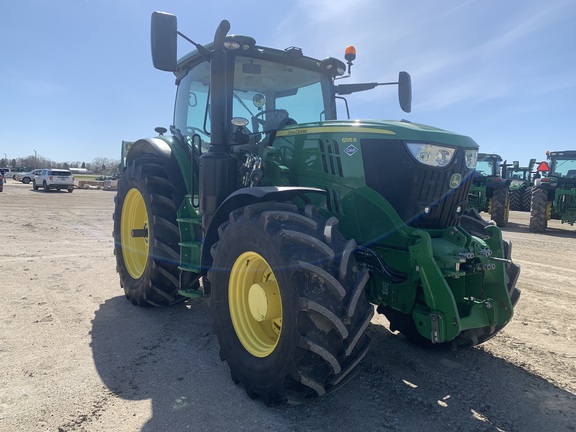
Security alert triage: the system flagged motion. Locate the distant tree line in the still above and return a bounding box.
[0,154,120,175]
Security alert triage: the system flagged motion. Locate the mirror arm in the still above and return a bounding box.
[177,31,212,62]
[335,81,401,95]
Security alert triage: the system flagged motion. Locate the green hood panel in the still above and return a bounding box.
[277,119,479,149]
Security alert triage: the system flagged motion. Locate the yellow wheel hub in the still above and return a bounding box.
[229,252,282,358]
[121,188,150,279]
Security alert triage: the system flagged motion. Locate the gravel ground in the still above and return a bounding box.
[1,179,575,432]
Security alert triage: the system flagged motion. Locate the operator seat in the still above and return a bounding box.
[260,117,297,148]
[566,169,576,179]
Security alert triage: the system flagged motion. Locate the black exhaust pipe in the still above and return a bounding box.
[199,20,237,231]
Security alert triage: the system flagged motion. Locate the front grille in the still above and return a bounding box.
[362,139,472,229]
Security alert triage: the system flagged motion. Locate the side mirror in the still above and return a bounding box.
[513,160,519,170]
[151,12,178,72]
[398,71,412,113]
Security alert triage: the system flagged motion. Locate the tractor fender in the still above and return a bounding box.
[488,180,511,192]
[125,137,188,206]
[201,186,326,278]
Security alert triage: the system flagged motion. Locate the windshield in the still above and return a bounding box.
[508,169,528,181]
[551,156,576,178]
[174,55,333,146]
[231,56,332,127]
[475,159,498,176]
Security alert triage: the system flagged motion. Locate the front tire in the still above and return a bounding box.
[529,187,548,232]
[113,155,182,306]
[209,202,373,405]
[33,180,39,190]
[22,177,31,184]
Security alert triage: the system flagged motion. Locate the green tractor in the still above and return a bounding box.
[529,150,576,232]
[113,12,520,405]
[468,153,511,226]
[507,159,536,212]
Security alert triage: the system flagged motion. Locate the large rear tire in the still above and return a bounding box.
[489,187,509,227]
[529,187,548,232]
[521,186,532,212]
[113,155,182,306]
[209,202,373,405]
[509,189,521,211]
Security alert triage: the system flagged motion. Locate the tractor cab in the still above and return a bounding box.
[172,46,338,152]
[505,159,536,212]
[468,153,511,226]
[530,150,576,231]
[473,153,502,179]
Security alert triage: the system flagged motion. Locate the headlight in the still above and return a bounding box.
[465,149,478,169]
[406,143,455,167]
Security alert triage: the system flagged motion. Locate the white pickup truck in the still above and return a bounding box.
[1,167,26,180]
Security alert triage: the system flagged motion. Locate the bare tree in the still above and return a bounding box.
[6,154,119,174]
[87,157,119,174]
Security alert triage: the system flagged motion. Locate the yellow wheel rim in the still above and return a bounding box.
[229,252,282,358]
[121,188,150,279]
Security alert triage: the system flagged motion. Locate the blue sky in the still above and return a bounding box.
[1,0,574,165]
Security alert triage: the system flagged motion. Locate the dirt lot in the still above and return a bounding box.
[1,179,575,432]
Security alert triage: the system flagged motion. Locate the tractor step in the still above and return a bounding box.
[178,286,204,299]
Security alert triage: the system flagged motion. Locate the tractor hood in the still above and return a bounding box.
[277,119,479,149]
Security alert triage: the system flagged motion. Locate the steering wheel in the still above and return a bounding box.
[252,109,289,132]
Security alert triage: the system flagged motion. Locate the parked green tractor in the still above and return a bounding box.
[507,159,536,212]
[468,153,511,226]
[113,12,520,405]
[529,150,576,232]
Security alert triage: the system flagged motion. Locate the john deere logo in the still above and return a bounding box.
[449,173,462,189]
